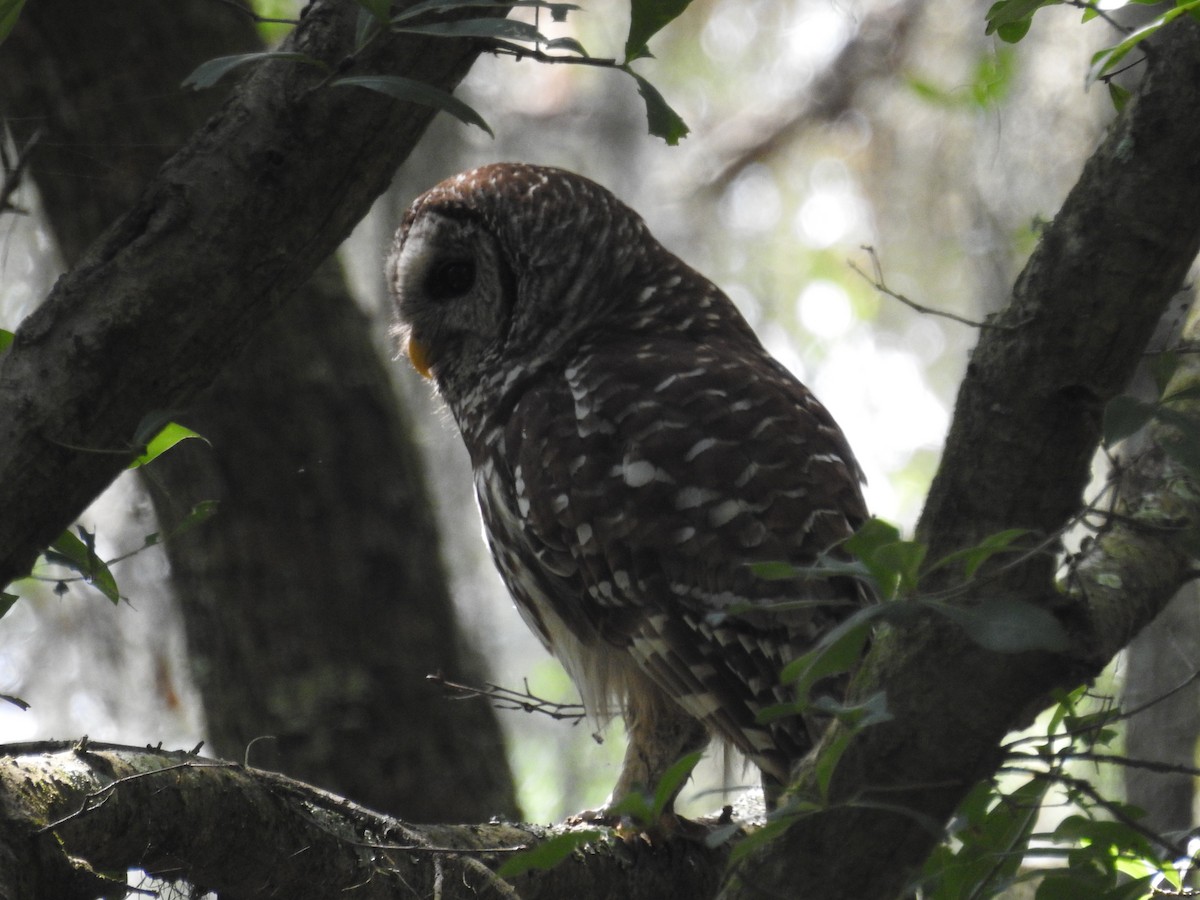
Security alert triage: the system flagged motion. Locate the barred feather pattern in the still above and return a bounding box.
[389,163,870,801]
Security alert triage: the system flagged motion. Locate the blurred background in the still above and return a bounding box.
[3,0,1186,838]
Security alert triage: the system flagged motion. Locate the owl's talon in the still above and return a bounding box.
[566,806,707,844]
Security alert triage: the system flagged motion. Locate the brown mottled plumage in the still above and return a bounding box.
[388,163,869,814]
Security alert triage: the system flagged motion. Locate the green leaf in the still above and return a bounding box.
[182,52,330,90]
[813,726,855,799]
[727,814,801,864]
[984,0,1051,37]
[625,0,693,61]
[871,540,926,596]
[625,70,689,145]
[1161,383,1200,405]
[929,528,1030,580]
[810,691,891,729]
[995,19,1032,43]
[748,560,799,581]
[1107,81,1130,112]
[144,500,219,548]
[131,410,177,449]
[969,48,1015,107]
[0,591,17,620]
[0,0,26,45]
[748,556,873,585]
[544,35,588,56]
[333,75,494,136]
[1156,405,1200,470]
[809,692,892,797]
[844,517,926,598]
[777,604,888,698]
[1086,4,1200,88]
[1102,394,1157,447]
[496,830,603,877]
[0,328,14,355]
[392,16,548,42]
[1053,815,1157,859]
[128,421,209,470]
[925,777,1048,899]
[44,528,120,604]
[1162,430,1200,475]
[651,750,702,818]
[931,597,1070,653]
[905,76,955,107]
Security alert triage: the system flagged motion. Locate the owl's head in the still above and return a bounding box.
[387,163,707,405]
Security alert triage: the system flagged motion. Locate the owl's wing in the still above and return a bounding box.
[507,334,870,772]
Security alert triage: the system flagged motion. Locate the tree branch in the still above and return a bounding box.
[0,0,496,590]
[0,742,727,900]
[720,17,1200,900]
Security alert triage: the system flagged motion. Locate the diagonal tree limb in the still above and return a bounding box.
[0,0,500,590]
[720,17,1200,900]
[0,741,727,900]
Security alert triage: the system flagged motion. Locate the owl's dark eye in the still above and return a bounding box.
[426,259,476,300]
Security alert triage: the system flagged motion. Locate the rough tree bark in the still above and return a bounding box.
[0,742,726,900]
[0,0,493,589]
[0,0,516,822]
[1122,586,1200,837]
[719,18,1200,900]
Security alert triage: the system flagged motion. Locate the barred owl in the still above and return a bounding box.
[388,163,870,819]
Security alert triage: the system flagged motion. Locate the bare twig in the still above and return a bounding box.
[427,673,587,723]
[1060,0,1133,35]
[490,39,619,69]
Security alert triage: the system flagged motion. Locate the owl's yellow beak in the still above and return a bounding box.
[406,335,434,380]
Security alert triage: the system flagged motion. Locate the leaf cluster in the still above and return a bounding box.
[183,0,696,144]
[985,0,1200,109]
[921,687,1185,899]
[1103,351,1200,475]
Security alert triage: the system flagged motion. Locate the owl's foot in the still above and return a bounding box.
[565,805,708,842]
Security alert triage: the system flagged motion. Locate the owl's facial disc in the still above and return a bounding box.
[391,210,513,386]
[404,255,476,379]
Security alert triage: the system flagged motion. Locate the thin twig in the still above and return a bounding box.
[1012,765,1192,861]
[850,247,995,329]
[1060,0,1133,35]
[427,673,587,723]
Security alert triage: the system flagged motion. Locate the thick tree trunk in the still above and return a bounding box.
[0,0,517,821]
[719,18,1200,900]
[1122,586,1200,837]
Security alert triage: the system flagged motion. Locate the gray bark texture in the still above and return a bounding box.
[0,0,486,590]
[0,0,517,822]
[0,741,727,900]
[1122,586,1200,837]
[719,17,1200,899]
